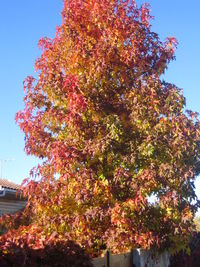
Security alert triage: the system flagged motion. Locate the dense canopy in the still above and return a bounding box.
[1,0,200,261]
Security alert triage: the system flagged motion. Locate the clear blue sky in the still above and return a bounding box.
[0,1,200,197]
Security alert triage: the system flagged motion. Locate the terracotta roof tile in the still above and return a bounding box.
[0,179,20,190]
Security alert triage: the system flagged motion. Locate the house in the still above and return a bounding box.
[0,179,26,216]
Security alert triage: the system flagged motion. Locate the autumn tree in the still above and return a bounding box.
[1,0,200,259]
[194,216,200,232]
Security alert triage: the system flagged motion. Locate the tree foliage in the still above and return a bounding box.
[194,216,200,232]
[0,226,93,267]
[1,0,200,259]
[169,232,200,267]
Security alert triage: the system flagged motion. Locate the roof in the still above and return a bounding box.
[0,179,20,190]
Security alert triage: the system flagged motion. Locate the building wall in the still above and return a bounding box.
[0,198,26,216]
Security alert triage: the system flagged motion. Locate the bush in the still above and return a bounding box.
[0,226,93,267]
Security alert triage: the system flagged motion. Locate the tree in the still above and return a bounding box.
[1,0,200,258]
[194,216,200,232]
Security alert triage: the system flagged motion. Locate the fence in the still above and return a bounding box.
[92,250,132,267]
[92,249,170,267]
